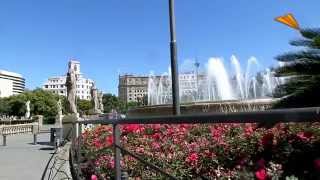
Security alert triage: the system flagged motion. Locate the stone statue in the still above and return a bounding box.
[25,101,30,119]
[56,99,63,126]
[66,62,78,114]
[57,99,63,116]
[91,84,101,114]
[98,91,104,113]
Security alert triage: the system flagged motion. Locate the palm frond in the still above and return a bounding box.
[273,78,320,108]
[275,49,320,62]
[300,28,320,39]
[290,39,313,47]
[275,60,320,76]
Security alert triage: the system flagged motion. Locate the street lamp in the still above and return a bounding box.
[194,59,200,100]
[169,0,181,115]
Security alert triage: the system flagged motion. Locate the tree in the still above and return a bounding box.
[102,93,137,114]
[0,98,10,115]
[0,89,62,123]
[77,99,93,115]
[102,93,120,113]
[127,101,138,109]
[273,28,320,108]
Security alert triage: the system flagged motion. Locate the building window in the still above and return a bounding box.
[45,85,48,88]
[60,85,63,88]
[60,91,63,94]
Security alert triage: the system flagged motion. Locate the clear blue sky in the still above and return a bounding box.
[0,0,319,95]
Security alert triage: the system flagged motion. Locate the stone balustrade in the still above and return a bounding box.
[0,123,39,146]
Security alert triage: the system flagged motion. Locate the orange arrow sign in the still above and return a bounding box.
[275,13,300,30]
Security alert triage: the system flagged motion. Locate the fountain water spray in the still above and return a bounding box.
[147,55,280,105]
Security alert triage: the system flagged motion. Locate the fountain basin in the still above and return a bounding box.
[127,98,276,117]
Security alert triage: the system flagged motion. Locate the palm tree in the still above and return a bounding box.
[273,28,320,108]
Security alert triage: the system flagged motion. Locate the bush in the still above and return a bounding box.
[43,116,56,124]
[79,123,320,179]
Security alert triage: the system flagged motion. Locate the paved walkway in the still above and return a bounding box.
[0,126,54,180]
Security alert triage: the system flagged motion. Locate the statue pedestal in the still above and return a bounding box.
[55,115,64,128]
[62,114,79,140]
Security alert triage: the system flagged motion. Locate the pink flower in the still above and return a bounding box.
[105,135,113,146]
[186,152,199,166]
[91,174,98,180]
[314,158,320,171]
[109,159,115,168]
[93,138,102,149]
[122,124,141,133]
[152,133,161,140]
[297,131,313,141]
[136,147,145,154]
[151,142,161,150]
[255,168,267,180]
[244,124,254,136]
[151,124,161,131]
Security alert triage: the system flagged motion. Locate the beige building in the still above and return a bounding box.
[118,73,207,105]
[43,60,95,100]
[118,75,149,104]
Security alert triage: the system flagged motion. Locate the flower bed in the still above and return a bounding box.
[80,123,320,179]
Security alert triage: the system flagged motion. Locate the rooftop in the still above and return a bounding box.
[0,70,23,78]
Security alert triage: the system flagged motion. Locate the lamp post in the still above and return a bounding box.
[169,0,180,115]
[194,59,200,101]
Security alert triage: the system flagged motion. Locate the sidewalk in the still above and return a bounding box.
[0,126,54,180]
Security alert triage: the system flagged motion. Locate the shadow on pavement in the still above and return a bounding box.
[39,147,55,151]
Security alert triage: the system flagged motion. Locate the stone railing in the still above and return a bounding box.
[0,123,39,146]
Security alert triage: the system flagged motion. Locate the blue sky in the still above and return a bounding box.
[0,0,319,95]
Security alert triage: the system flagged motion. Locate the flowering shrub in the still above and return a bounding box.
[79,123,320,179]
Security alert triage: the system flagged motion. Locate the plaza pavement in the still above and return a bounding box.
[0,125,54,180]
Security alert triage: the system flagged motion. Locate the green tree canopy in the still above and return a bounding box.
[273,28,320,108]
[77,99,93,115]
[0,89,62,123]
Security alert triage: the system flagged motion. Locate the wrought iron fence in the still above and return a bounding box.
[71,107,320,180]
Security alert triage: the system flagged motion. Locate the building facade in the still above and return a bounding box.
[0,70,25,97]
[118,73,207,104]
[118,75,149,104]
[43,60,95,100]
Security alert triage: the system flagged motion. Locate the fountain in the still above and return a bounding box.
[128,55,281,117]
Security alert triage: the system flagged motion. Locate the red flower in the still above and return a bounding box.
[297,131,313,141]
[105,135,113,146]
[261,133,274,148]
[314,158,320,171]
[255,168,267,180]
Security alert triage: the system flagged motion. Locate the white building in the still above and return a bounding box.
[43,60,95,100]
[0,70,25,97]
